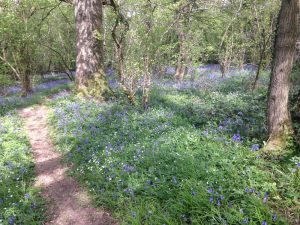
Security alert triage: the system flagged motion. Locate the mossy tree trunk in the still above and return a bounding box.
[266,0,299,153]
[75,0,110,99]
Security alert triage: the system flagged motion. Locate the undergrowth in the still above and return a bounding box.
[0,114,44,225]
[48,75,300,225]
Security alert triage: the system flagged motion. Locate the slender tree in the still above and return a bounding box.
[75,0,111,99]
[174,2,191,82]
[265,0,299,153]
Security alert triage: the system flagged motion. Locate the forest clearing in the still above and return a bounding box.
[0,0,300,225]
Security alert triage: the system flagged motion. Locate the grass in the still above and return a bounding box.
[0,113,44,225]
[47,74,300,225]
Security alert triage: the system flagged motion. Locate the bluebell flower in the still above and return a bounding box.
[31,202,37,209]
[263,192,268,203]
[232,134,241,142]
[203,130,209,136]
[273,213,277,221]
[172,176,178,184]
[242,218,249,224]
[147,180,154,186]
[131,211,137,219]
[262,221,267,225]
[209,196,214,203]
[251,144,260,151]
[297,162,300,168]
[217,199,221,206]
[19,167,27,174]
[191,191,197,196]
[220,195,225,200]
[245,187,249,193]
[207,188,214,194]
[123,164,135,173]
[8,216,15,225]
[24,193,30,199]
[0,198,3,204]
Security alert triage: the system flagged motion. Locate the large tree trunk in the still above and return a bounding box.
[75,0,110,99]
[266,0,299,153]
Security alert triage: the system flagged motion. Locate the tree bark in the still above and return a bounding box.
[75,0,110,99]
[174,2,190,83]
[21,69,32,97]
[252,46,265,90]
[266,0,299,153]
[174,31,187,82]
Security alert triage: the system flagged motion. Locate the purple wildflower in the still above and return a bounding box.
[8,216,15,225]
[251,144,260,151]
[262,221,267,225]
[123,164,135,173]
[131,211,137,219]
[242,218,249,224]
[24,193,30,199]
[232,134,241,142]
[207,188,214,194]
[263,192,268,203]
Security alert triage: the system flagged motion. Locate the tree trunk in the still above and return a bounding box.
[143,54,151,110]
[21,69,32,97]
[220,61,229,78]
[75,0,110,99]
[252,48,265,90]
[174,32,188,82]
[266,0,299,153]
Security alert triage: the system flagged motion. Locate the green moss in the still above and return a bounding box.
[76,69,112,101]
[263,127,295,158]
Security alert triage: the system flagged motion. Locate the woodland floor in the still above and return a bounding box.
[18,105,117,225]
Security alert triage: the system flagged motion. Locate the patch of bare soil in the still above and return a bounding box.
[19,106,117,225]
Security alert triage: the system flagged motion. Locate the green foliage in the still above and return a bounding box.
[0,83,73,116]
[0,114,44,225]
[48,76,299,224]
[0,0,75,84]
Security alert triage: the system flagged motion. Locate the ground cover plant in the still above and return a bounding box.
[48,72,300,225]
[0,114,44,225]
[1,0,300,224]
[0,81,73,224]
[0,82,73,116]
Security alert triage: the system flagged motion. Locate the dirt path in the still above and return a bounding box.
[19,106,117,225]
